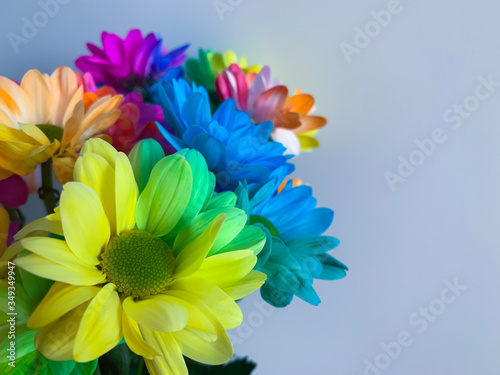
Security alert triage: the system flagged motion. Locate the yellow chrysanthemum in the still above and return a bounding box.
[0,67,123,183]
[14,139,266,374]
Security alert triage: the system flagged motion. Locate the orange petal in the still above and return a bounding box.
[294,116,327,134]
[285,94,315,117]
[53,155,77,184]
[274,112,301,130]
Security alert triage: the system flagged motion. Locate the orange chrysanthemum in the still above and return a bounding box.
[0,66,123,183]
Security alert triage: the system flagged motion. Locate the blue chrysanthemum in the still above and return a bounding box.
[148,78,293,193]
[236,174,348,307]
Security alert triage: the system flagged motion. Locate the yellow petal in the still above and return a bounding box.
[123,295,188,333]
[297,134,320,151]
[0,123,37,144]
[169,278,242,330]
[173,214,225,279]
[60,182,110,266]
[161,292,215,335]
[141,328,187,375]
[115,152,138,235]
[14,213,63,241]
[15,253,106,286]
[20,237,103,276]
[23,141,60,170]
[74,283,122,362]
[0,242,23,263]
[222,270,267,300]
[19,123,51,145]
[191,250,257,288]
[35,300,90,361]
[123,310,161,359]
[73,153,117,235]
[28,282,100,328]
[80,137,117,167]
[173,294,233,365]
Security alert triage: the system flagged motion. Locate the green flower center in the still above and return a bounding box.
[36,124,64,143]
[101,230,176,298]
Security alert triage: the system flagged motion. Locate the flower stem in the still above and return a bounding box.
[39,161,59,214]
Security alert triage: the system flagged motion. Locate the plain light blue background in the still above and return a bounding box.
[1,1,500,374]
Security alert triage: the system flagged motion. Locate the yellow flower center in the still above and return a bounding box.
[101,230,176,298]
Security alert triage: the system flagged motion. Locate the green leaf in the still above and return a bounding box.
[48,358,76,375]
[0,323,36,364]
[2,350,52,375]
[185,356,257,375]
[70,359,98,375]
[18,267,54,303]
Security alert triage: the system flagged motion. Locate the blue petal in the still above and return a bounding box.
[286,236,340,256]
[260,283,293,308]
[235,181,250,218]
[212,99,236,128]
[156,122,186,150]
[316,253,348,280]
[192,133,227,171]
[254,223,272,268]
[225,163,270,190]
[295,286,321,306]
[280,208,334,241]
[181,92,211,126]
[183,125,208,146]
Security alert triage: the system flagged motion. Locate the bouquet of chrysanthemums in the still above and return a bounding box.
[0,30,347,375]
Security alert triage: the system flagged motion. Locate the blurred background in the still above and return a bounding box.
[1,0,499,374]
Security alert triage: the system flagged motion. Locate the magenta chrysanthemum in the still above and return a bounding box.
[76,29,188,93]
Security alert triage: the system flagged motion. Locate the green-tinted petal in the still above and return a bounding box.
[205,191,237,211]
[201,172,216,211]
[136,154,193,237]
[174,214,225,279]
[234,182,249,218]
[217,225,266,256]
[166,149,211,237]
[173,207,246,257]
[129,139,165,192]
